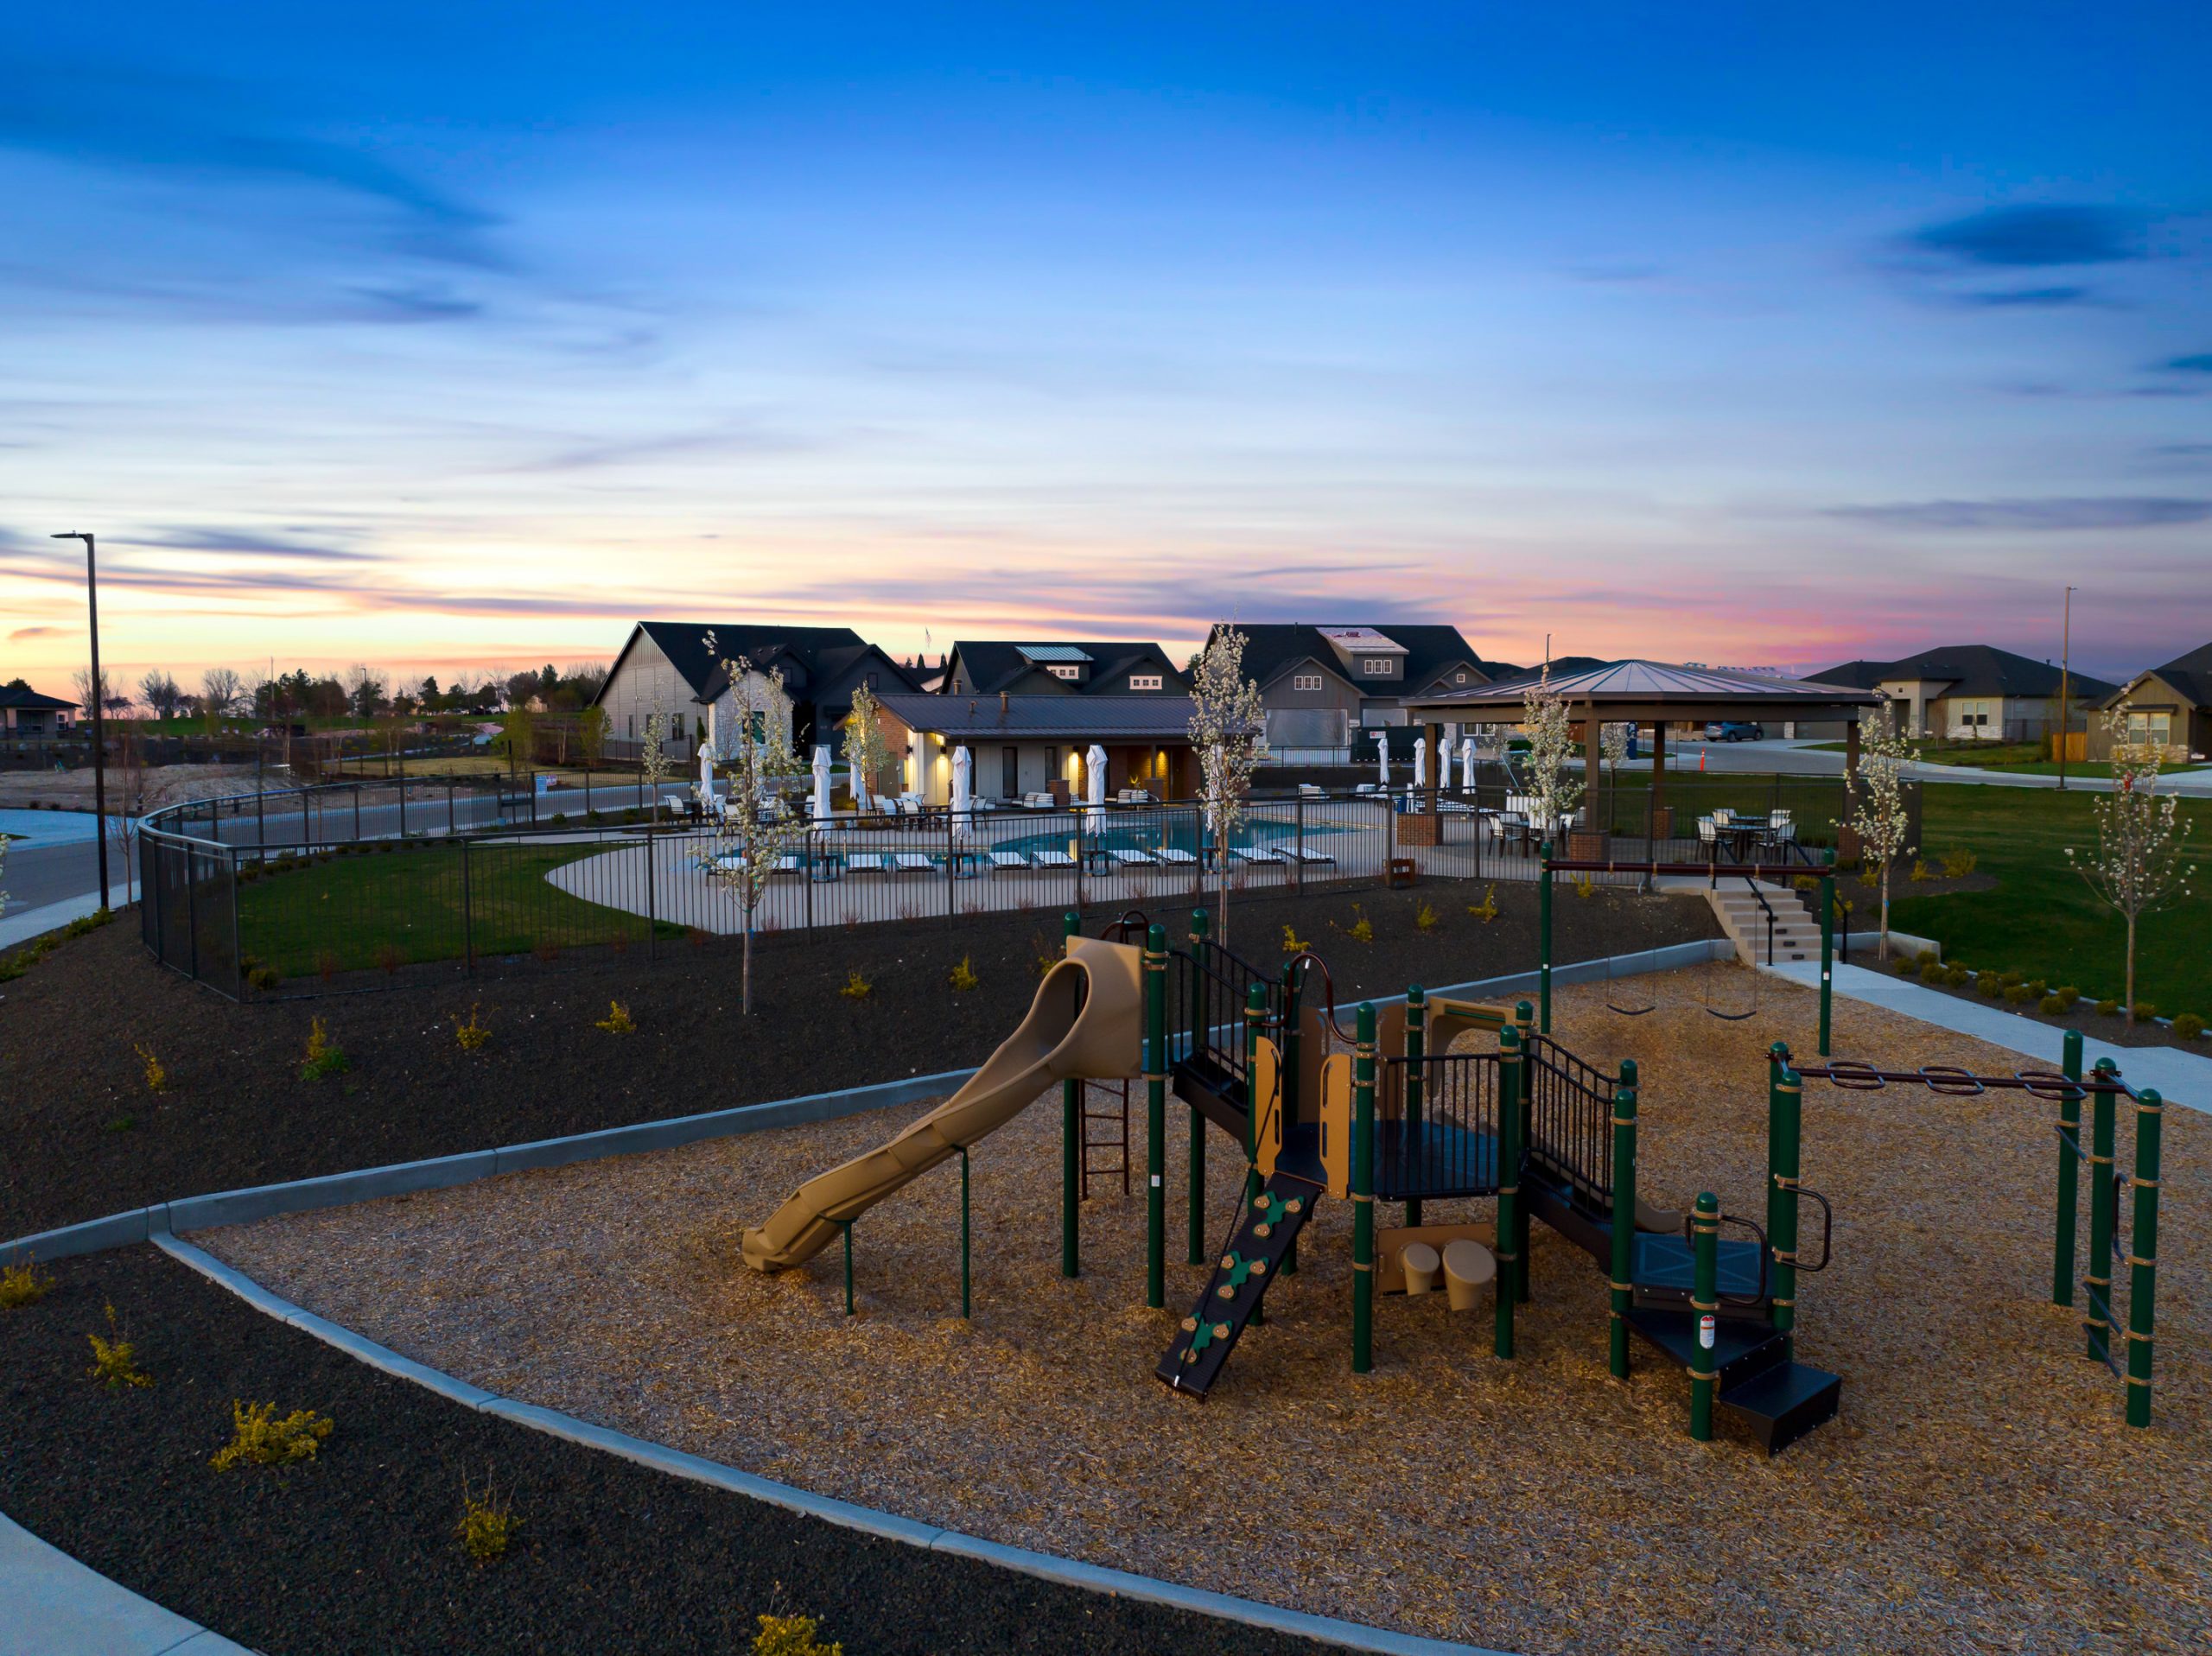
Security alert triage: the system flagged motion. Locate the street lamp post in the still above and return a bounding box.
[2057,586,2075,792]
[50,532,110,908]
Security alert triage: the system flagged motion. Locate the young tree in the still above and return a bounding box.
[840,681,894,812]
[577,705,609,770]
[639,694,674,822]
[199,667,243,726]
[1186,626,1269,944]
[1840,693,1918,960]
[1599,720,1633,826]
[502,704,538,776]
[702,662,807,1013]
[1521,665,1583,841]
[72,666,121,717]
[2066,706,2196,1025]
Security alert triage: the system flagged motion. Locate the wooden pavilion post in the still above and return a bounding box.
[1648,718,1669,841]
[1579,703,1605,852]
[1839,715,1863,861]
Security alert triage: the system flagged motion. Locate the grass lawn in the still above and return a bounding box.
[238,840,679,979]
[1885,782,2212,1017]
[1802,740,2205,777]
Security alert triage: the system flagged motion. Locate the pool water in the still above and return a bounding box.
[993,815,1347,859]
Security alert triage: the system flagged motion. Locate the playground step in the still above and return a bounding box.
[1717,1357,1844,1456]
[1707,886,1821,968]
[1170,1055,1251,1143]
[1155,1171,1324,1400]
[1624,1305,1792,1395]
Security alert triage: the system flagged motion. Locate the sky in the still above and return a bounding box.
[3,2,2209,695]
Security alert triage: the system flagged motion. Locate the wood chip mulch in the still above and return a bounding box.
[201,964,2211,1655]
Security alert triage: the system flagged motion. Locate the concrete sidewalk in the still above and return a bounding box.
[0,1513,253,1655]
[1767,961,2209,1113]
[0,883,135,951]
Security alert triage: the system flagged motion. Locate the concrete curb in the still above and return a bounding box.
[153,1236,1507,1656]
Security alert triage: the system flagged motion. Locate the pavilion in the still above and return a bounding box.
[1401,660,1882,829]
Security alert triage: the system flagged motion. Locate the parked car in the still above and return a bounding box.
[1703,720,1765,741]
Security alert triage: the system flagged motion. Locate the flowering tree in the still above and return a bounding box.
[1521,666,1583,841]
[2066,707,2196,1025]
[1187,628,1268,944]
[702,660,808,1014]
[1840,693,1918,960]
[841,681,895,813]
[639,693,673,823]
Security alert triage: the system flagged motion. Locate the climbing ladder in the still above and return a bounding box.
[1080,1080,1131,1198]
[1155,1169,1325,1399]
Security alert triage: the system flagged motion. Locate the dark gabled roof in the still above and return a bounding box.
[1809,644,2116,702]
[2113,641,2212,707]
[0,685,79,711]
[597,622,911,704]
[943,641,1185,695]
[880,694,1197,742]
[1219,624,1500,693]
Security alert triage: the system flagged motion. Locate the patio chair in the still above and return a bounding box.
[1697,816,1718,847]
[1156,847,1199,867]
[1031,848,1077,870]
[1227,847,1276,867]
[1277,846,1337,867]
[892,853,934,874]
[988,850,1031,872]
[1109,848,1160,868]
[846,852,892,875]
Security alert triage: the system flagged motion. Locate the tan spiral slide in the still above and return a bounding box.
[741,934,1146,1272]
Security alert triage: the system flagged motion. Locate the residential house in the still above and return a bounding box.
[1808,646,2115,743]
[1211,624,1498,752]
[592,621,917,760]
[2090,642,2212,763]
[938,641,1187,700]
[0,682,79,738]
[879,692,1196,804]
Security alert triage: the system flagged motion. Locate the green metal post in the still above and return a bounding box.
[1187,910,1211,1266]
[1689,1191,1719,1441]
[1243,981,1268,1322]
[1494,1023,1522,1359]
[840,1220,855,1317]
[1538,841,1554,1034]
[1817,874,1835,1057]
[1351,1002,1376,1374]
[2086,1058,2118,1366]
[958,1146,971,1319]
[1404,985,1427,1228]
[1515,999,1534,1303]
[1061,910,1081,1278]
[1769,1063,1802,1359]
[2126,1089,2163,1429]
[1145,923,1168,1310]
[2052,1029,2082,1308]
[1281,961,1301,1277]
[1608,1071,1637,1381]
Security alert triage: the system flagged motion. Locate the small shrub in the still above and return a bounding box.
[1791,873,1819,892]
[1943,965,1969,987]
[1414,901,1439,932]
[1343,904,1374,945]
[210,1399,334,1470]
[947,956,980,993]
[136,1044,168,1094]
[2005,983,2032,1005]
[2173,1013,2205,1042]
[0,1257,56,1310]
[1572,873,1596,900]
[1467,885,1499,923]
[1892,955,1917,976]
[1941,847,1977,878]
[1281,924,1311,955]
[1975,972,2005,999]
[1916,949,1938,967]
[2056,985,2080,1008]
[838,969,873,1000]
[1918,961,1944,984]
[1909,858,1931,883]
[457,1474,523,1564]
[753,1615,842,1656]
[2000,969,2024,988]
[1029,930,1061,977]
[2035,992,2065,1013]
[375,942,404,975]
[247,965,281,992]
[2095,998,2120,1017]
[300,1018,351,1082]
[454,1006,491,1051]
[86,1304,153,1390]
[2133,1002,2158,1024]
[550,811,569,826]
[596,1000,636,1034]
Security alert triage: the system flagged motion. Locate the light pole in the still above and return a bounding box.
[2057,586,2075,791]
[51,531,110,908]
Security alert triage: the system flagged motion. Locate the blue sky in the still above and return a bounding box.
[3,2,2209,688]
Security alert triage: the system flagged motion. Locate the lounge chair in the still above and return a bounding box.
[1156,847,1199,867]
[988,850,1031,872]
[1031,849,1077,870]
[846,853,891,875]
[892,853,934,874]
[1227,847,1277,867]
[1276,846,1337,867]
[1109,848,1160,869]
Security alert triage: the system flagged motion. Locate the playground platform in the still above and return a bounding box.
[189,964,2212,1656]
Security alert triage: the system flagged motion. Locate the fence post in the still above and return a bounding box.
[2126,1088,2162,1428]
[229,846,245,1000]
[187,837,200,980]
[1404,985,1426,1228]
[645,822,658,960]
[1689,1191,1719,1441]
[1514,999,1535,1302]
[448,777,455,836]
[2053,1029,2082,1307]
[2086,1058,2119,1366]
[1185,909,1210,1266]
[1768,1053,1802,1360]
[353,783,360,841]
[1061,911,1081,1279]
[1351,1000,1376,1374]
[1609,1064,1637,1380]
[1494,1020,1521,1358]
[1144,922,1167,1309]
[1817,874,1835,1056]
[959,1145,972,1321]
[1538,840,1554,1034]
[461,835,474,977]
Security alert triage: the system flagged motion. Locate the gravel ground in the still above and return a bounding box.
[0,1247,1354,1656]
[201,966,2212,1655]
[0,881,1714,1241]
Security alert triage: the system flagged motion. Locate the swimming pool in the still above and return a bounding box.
[989,814,1352,859]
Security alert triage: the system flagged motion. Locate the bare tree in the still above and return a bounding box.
[1840,693,1918,960]
[2067,706,2196,1025]
[840,681,894,812]
[72,666,118,717]
[639,694,673,822]
[136,670,184,722]
[344,663,385,720]
[1187,627,1269,944]
[702,660,807,1013]
[200,667,243,724]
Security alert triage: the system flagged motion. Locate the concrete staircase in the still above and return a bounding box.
[1707,881,1821,966]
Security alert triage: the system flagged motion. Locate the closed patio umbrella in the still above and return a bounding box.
[951,744,973,835]
[1437,733,1452,793]
[1084,743,1108,833]
[698,744,715,812]
[1460,736,1478,795]
[811,745,832,824]
[1373,728,1389,790]
[1412,733,1428,801]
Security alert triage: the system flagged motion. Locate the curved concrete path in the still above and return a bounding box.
[0,1513,254,1656]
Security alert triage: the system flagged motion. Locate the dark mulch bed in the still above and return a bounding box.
[1872,963,2207,1053]
[0,881,1717,1241]
[0,1246,1349,1655]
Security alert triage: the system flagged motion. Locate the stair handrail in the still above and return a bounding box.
[1682,1209,1772,1308]
[1738,873,1781,966]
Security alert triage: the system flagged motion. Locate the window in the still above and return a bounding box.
[1046,664,1080,681]
[1128,674,1162,691]
[1454,671,1467,684]
[1362,658,1394,676]
[1293,673,1324,692]
[2126,711,2174,746]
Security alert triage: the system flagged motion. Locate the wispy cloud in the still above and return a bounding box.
[1825,497,2211,532]
[1905,205,2148,269]
[134,526,385,562]
[2161,352,2212,374]
[9,625,64,642]
[1951,284,2097,308]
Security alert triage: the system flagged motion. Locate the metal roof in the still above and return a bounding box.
[1404,659,1882,714]
[1014,644,1094,664]
[879,693,1196,742]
